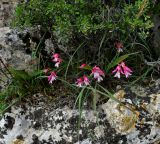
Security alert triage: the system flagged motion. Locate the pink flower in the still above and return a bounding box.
[48,72,57,84]
[52,53,62,67]
[91,66,105,82]
[121,62,133,78]
[76,77,84,87]
[52,53,60,62]
[115,41,123,53]
[55,58,63,68]
[112,62,133,78]
[76,75,90,87]
[79,63,87,69]
[112,64,124,78]
[83,75,90,86]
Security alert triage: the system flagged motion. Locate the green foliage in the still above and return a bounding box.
[13,0,154,46]
[0,69,45,114]
[106,54,129,72]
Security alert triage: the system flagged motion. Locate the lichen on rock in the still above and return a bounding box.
[101,90,138,134]
[0,80,160,144]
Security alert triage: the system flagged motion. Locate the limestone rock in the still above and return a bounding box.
[101,90,138,134]
[45,38,55,54]
[0,27,33,70]
[0,0,19,27]
[146,93,160,115]
[0,80,160,144]
[153,14,160,58]
[0,27,37,91]
[0,79,160,144]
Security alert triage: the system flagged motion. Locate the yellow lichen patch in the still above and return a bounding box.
[101,89,140,134]
[121,116,137,132]
[12,139,25,144]
[118,105,138,133]
[140,103,147,111]
[114,90,126,100]
[135,111,140,117]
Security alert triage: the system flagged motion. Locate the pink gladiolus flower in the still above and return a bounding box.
[76,76,90,87]
[83,75,90,86]
[112,65,124,78]
[79,63,87,69]
[91,66,105,82]
[76,77,84,87]
[52,53,62,67]
[112,62,133,78]
[121,62,133,78]
[48,72,57,84]
[55,58,63,68]
[52,53,60,62]
[115,41,123,53]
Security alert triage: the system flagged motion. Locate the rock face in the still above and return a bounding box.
[0,94,127,144]
[0,0,19,27]
[101,90,138,134]
[0,27,33,70]
[153,14,160,58]
[0,80,160,144]
[0,27,38,91]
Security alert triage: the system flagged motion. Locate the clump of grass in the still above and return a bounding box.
[0,68,47,114]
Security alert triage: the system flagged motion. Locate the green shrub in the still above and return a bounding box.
[13,0,153,45]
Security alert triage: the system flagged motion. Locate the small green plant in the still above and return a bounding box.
[0,68,47,114]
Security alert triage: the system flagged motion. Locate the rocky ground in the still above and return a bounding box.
[0,79,160,144]
[0,1,160,143]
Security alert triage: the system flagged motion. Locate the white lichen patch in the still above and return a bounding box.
[130,85,148,97]
[94,125,104,138]
[146,93,160,114]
